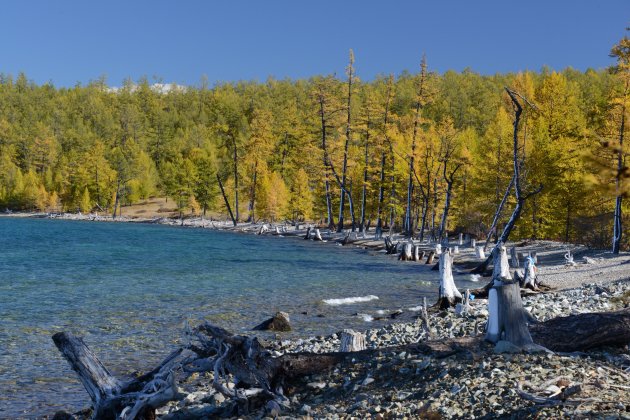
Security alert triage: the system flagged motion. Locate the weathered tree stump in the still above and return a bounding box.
[435,244,442,255]
[492,244,512,281]
[458,233,463,246]
[475,246,486,259]
[304,227,311,240]
[437,247,462,309]
[471,238,476,248]
[313,228,323,241]
[520,255,538,291]
[425,250,435,264]
[399,242,413,261]
[413,245,421,261]
[339,329,366,352]
[510,246,520,268]
[486,281,533,347]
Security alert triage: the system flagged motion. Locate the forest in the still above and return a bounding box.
[0,38,628,251]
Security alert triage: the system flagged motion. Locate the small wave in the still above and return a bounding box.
[357,313,373,322]
[323,295,379,305]
[470,274,481,282]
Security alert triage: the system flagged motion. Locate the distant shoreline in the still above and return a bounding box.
[3,210,630,292]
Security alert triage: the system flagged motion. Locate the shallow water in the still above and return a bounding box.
[0,218,475,417]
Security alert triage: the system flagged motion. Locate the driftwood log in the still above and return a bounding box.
[52,332,183,419]
[530,308,630,351]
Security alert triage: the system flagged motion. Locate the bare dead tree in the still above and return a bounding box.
[338,50,356,232]
[375,75,394,239]
[217,174,237,226]
[405,56,429,237]
[472,88,543,274]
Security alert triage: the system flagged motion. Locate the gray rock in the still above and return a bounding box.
[494,340,522,354]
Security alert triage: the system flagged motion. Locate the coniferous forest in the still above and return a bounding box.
[1,37,628,250]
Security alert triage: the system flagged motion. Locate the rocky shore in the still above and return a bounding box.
[139,280,630,420]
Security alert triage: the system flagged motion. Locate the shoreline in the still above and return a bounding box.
[5,210,630,293]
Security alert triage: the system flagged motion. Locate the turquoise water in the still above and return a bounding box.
[0,218,473,417]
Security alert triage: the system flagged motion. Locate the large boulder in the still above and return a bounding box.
[253,311,292,332]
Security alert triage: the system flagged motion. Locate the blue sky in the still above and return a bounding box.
[0,0,627,87]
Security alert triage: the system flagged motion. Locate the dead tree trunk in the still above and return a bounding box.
[375,153,386,239]
[217,175,237,226]
[484,175,514,252]
[405,57,428,237]
[613,104,625,253]
[231,135,240,223]
[437,163,462,241]
[530,308,630,352]
[472,88,542,274]
[337,50,355,233]
[360,119,370,232]
[485,281,534,347]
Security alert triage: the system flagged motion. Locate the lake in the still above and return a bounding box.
[0,217,473,417]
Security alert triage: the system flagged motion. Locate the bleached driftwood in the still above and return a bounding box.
[258,224,270,235]
[52,332,183,419]
[313,228,323,241]
[437,247,462,308]
[453,245,459,254]
[339,329,366,352]
[435,244,442,255]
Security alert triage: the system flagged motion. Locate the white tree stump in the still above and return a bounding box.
[438,247,462,308]
[458,233,463,245]
[314,228,323,241]
[564,250,575,267]
[492,244,512,281]
[339,329,366,352]
[399,242,413,261]
[453,245,459,254]
[413,245,421,261]
[471,238,476,248]
[475,246,486,259]
[258,224,269,235]
[435,244,442,255]
[521,256,538,290]
[510,246,520,268]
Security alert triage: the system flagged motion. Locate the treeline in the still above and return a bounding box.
[0,44,627,249]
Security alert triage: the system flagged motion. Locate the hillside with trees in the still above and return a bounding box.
[0,38,627,251]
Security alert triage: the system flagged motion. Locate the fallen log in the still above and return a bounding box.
[530,308,630,352]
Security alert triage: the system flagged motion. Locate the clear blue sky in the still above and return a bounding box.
[0,0,627,87]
